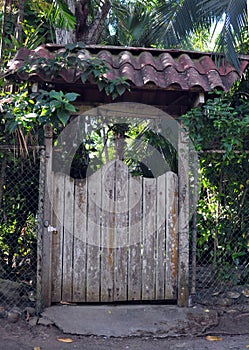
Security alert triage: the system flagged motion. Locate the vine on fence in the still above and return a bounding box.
[181,81,249,285]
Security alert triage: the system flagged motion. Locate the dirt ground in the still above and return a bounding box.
[1,311,249,350]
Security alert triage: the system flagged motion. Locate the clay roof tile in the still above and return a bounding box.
[6,45,249,93]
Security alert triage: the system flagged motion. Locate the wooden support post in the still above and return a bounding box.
[40,124,53,308]
[177,122,189,307]
[36,147,45,314]
[191,151,198,296]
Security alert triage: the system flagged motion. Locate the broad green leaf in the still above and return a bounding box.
[50,100,62,109]
[49,90,63,101]
[65,43,76,51]
[56,109,70,126]
[64,93,79,102]
[98,81,105,92]
[116,84,126,96]
[65,103,77,112]
[81,72,89,84]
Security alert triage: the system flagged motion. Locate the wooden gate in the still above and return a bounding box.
[50,160,178,303]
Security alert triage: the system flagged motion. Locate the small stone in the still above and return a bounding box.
[8,311,20,323]
[38,317,54,326]
[29,316,39,327]
[226,291,241,299]
[24,307,36,317]
[242,289,249,298]
[10,306,22,315]
[216,298,233,307]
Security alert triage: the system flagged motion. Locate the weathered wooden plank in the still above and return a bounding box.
[61,175,74,301]
[155,173,166,300]
[86,169,101,302]
[101,161,115,302]
[51,172,65,302]
[165,171,178,300]
[73,179,87,302]
[128,176,142,301]
[178,124,189,306]
[142,177,156,300]
[114,160,128,301]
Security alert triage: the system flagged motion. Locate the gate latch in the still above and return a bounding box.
[47,225,58,235]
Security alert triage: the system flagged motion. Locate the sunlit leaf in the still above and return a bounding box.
[57,337,74,343]
[206,335,223,341]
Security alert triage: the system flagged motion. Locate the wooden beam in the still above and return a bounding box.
[40,124,53,308]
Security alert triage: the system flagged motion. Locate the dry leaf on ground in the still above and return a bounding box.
[57,338,74,343]
[206,336,223,341]
[34,347,41,350]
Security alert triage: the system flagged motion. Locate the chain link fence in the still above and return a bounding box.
[191,150,249,307]
[0,146,45,316]
[1,142,248,312]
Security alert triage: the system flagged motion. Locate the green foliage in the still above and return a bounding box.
[27,0,76,31]
[182,82,249,277]
[0,1,53,64]
[80,57,130,99]
[0,43,130,140]
[0,154,39,280]
[36,89,79,126]
[182,89,249,159]
[106,2,153,46]
[0,88,79,137]
[18,42,130,100]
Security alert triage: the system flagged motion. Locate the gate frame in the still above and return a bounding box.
[38,115,190,309]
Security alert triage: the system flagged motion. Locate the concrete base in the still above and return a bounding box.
[42,305,218,338]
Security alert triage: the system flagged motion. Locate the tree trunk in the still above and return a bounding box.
[55,0,76,44]
[55,0,111,45]
[0,0,8,61]
[78,0,111,44]
[15,0,25,43]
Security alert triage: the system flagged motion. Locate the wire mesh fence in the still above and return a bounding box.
[192,150,249,306]
[0,146,45,315]
[0,141,248,312]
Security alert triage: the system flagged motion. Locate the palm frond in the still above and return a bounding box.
[148,0,212,49]
[49,0,76,30]
[201,0,248,69]
[29,0,76,30]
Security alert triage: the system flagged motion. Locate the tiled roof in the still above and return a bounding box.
[7,44,249,93]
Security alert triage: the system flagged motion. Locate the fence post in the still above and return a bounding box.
[191,151,198,296]
[177,122,189,307]
[36,147,45,314]
[40,124,53,308]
